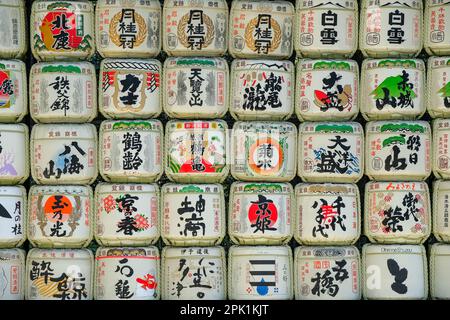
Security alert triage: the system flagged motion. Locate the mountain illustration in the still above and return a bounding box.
[370,74,416,99]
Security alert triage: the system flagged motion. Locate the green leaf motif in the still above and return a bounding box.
[370,75,417,100]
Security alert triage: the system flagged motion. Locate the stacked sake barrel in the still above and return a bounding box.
[424,0,450,301]
[26,0,97,301]
[0,0,29,301]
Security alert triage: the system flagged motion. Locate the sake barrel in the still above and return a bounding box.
[295,59,359,121]
[231,121,297,182]
[30,0,95,61]
[165,120,229,183]
[163,0,228,56]
[432,180,450,242]
[0,59,27,123]
[228,181,293,245]
[365,121,431,181]
[424,1,450,56]
[230,59,294,121]
[25,248,94,300]
[294,246,361,300]
[0,248,25,300]
[30,62,97,123]
[0,0,27,59]
[30,123,97,185]
[95,246,160,300]
[427,56,450,119]
[229,0,294,59]
[430,243,450,300]
[294,0,358,58]
[99,120,163,183]
[228,245,293,300]
[99,59,162,119]
[362,244,428,300]
[359,0,423,58]
[0,123,29,185]
[95,183,159,247]
[364,181,431,244]
[360,59,425,121]
[163,57,228,119]
[298,122,363,183]
[28,185,93,248]
[161,183,225,246]
[0,186,26,248]
[162,246,226,300]
[294,183,360,245]
[95,0,161,58]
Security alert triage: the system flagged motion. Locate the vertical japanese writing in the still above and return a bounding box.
[177,195,206,237]
[242,72,282,111]
[43,141,86,179]
[118,9,137,48]
[189,68,204,107]
[311,259,349,297]
[49,195,69,237]
[385,135,420,171]
[312,197,346,238]
[190,133,205,172]
[254,14,273,54]
[316,135,357,174]
[122,132,143,170]
[321,10,338,45]
[120,74,141,105]
[387,9,405,44]
[173,257,214,299]
[49,76,70,116]
[387,259,408,294]
[248,195,277,233]
[11,201,21,236]
[51,13,71,50]
[187,10,206,50]
[115,258,134,299]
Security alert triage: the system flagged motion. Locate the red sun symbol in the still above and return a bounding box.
[247,195,278,227]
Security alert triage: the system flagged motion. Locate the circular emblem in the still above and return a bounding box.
[109,10,148,48]
[177,12,215,49]
[244,16,281,53]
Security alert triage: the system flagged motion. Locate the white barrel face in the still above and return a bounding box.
[294,246,361,300]
[99,120,163,183]
[432,180,450,243]
[428,57,450,119]
[364,181,431,244]
[30,62,96,123]
[0,123,28,184]
[228,245,293,300]
[0,60,27,123]
[95,247,160,300]
[295,59,359,121]
[362,244,428,300]
[359,0,423,58]
[31,124,97,185]
[163,0,228,56]
[360,59,425,121]
[295,0,358,58]
[0,186,26,247]
[0,0,27,59]
[0,248,25,300]
[424,2,450,55]
[99,59,162,119]
[30,0,95,61]
[365,121,431,181]
[162,183,225,246]
[229,182,293,245]
[25,248,94,300]
[229,0,294,59]
[163,57,228,119]
[232,121,297,182]
[230,59,294,121]
[96,0,161,58]
[28,185,93,248]
[430,244,450,300]
[298,122,363,183]
[295,183,360,245]
[162,246,226,300]
[165,120,229,183]
[95,183,159,247]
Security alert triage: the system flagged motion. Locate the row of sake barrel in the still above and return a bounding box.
[1,180,450,248]
[1,0,450,61]
[0,120,449,184]
[1,244,449,300]
[2,57,450,123]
